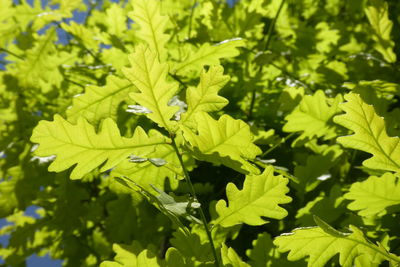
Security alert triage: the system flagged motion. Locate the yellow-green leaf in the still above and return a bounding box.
[344,172,400,217]
[334,93,400,173]
[100,242,161,267]
[30,115,166,179]
[173,38,245,75]
[365,0,397,63]
[274,223,399,267]
[182,112,261,174]
[181,65,229,126]
[283,90,342,141]
[129,0,169,59]
[214,166,291,227]
[122,45,179,131]
[67,76,135,125]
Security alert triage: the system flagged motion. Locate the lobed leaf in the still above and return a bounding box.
[122,45,179,131]
[334,93,400,173]
[344,172,400,217]
[182,112,262,174]
[283,90,342,141]
[274,222,399,267]
[30,115,166,179]
[181,65,229,126]
[173,38,245,75]
[365,0,396,63]
[214,166,291,227]
[129,0,169,59]
[100,242,160,267]
[221,243,250,267]
[67,75,135,124]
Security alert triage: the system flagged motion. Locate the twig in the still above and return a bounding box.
[170,136,221,267]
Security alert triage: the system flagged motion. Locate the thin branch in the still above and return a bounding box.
[0,47,24,60]
[170,136,221,267]
[248,0,287,120]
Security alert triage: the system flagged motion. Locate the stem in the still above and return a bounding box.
[263,0,286,51]
[248,0,286,120]
[260,132,295,157]
[170,137,221,267]
[0,47,24,60]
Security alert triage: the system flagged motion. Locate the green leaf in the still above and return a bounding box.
[182,112,262,174]
[344,172,400,217]
[246,233,298,267]
[365,0,397,63]
[333,93,400,173]
[122,44,179,131]
[61,21,99,51]
[214,166,291,227]
[181,65,229,126]
[129,0,169,59]
[30,115,166,179]
[283,90,342,142]
[274,223,400,267]
[173,38,245,75]
[16,27,59,87]
[221,243,250,267]
[170,229,214,263]
[105,4,127,38]
[165,248,195,267]
[100,242,161,267]
[67,75,135,124]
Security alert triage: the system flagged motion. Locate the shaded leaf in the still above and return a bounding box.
[173,38,245,75]
[67,76,135,124]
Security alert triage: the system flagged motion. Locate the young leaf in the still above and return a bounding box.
[344,173,400,217]
[67,75,135,124]
[221,243,250,267]
[247,233,297,267]
[105,4,127,38]
[129,0,169,59]
[16,27,58,87]
[30,115,166,179]
[100,242,161,267]
[170,229,214,263]
[283,90,342,141]
[122,45,179,131]
[173,38,245,75]
[181,65,229,126]
[111,143,184,190]
[365,0,397,63]
[274,222,400,267]
[214,166,291,227]
[334,93,400,173]
[182,112,262,174]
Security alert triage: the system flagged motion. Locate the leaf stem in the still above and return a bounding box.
[260,132,295,157]
[170,136,221,267]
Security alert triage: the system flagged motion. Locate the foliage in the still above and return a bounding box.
[1,0,400,266]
